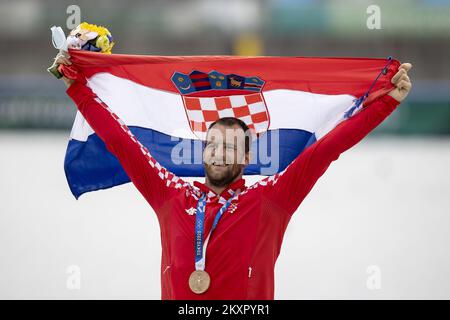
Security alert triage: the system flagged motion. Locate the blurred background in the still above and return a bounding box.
[0,0,449,299]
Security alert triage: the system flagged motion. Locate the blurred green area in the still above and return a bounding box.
[271,0,450,37]
[0,0,448,134]
[376,101,450,135]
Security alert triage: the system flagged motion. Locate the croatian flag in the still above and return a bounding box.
[64,50,399,199]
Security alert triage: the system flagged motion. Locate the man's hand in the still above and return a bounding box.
[388,63,413,102]
[53,53,74,88]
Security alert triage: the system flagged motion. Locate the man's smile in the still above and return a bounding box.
[211,161,228,168]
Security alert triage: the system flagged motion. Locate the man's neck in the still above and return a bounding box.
[205,175,242,195]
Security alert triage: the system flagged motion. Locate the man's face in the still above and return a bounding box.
[203,124,249,188]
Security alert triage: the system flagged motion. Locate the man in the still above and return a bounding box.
[55,54,412,299]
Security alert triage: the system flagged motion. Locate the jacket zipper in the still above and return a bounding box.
[163,265,172,299]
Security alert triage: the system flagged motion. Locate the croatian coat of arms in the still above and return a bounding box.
[171,70,269,139]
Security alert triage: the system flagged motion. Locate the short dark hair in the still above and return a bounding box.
[208,117,252,154]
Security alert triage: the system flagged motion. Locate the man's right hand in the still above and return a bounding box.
[53,53,74,88]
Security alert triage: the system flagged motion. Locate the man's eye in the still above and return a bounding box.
[204,143,236,151]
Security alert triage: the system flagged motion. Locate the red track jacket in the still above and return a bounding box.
[67,82,400,299]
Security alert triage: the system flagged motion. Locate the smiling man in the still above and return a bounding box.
[203,117,251,195]
[55,54,412,299]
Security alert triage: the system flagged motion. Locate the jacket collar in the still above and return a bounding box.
[194,178,246,202]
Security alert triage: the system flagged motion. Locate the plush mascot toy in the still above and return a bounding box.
[47,22,114,79]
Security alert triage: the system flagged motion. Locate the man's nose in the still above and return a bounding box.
[210,145,226,160]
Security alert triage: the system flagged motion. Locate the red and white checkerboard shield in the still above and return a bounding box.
[182,93,270,139]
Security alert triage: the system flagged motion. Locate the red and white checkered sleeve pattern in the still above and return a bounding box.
[252,94,401,216]
[67,82,195,211]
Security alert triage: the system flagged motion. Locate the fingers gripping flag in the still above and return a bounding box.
[64,50,399,199]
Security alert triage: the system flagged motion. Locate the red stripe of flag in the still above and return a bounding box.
[193,81,211,87]
[190,74,209,79]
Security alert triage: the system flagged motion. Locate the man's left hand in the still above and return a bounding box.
[388,62,413,102]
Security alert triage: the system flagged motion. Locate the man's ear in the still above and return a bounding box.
[244,151,252,165]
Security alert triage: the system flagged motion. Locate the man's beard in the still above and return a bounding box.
[204,163,243,188]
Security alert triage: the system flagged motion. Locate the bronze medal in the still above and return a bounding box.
[189,270,211,294]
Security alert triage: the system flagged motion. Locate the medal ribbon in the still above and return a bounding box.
[194,192,235,271]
